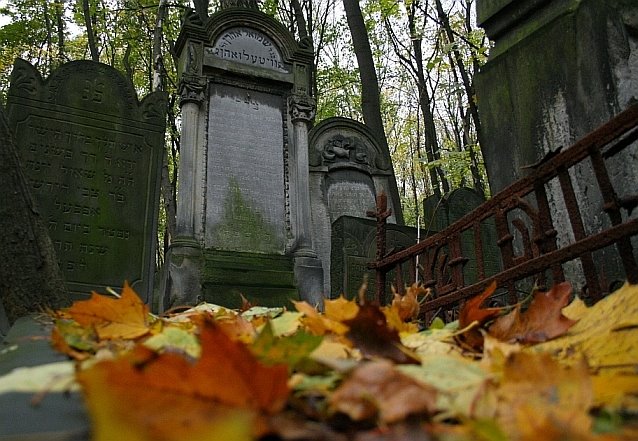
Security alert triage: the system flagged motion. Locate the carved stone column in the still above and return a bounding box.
[160,75,207,310]
[176,75,206,238]
[289,93,324,306]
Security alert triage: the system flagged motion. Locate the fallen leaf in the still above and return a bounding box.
[489,282,576,344]
[77,321,290,440]
[457,281,502,350]
[344,303,420,364]
[473,352,593,439]
[530,283,638,373]
[67,282,150,340]
[390,283,429,322]
[251,321,322,367]
[293,296,359,336]
[142,326,201,358]
[329,360,437,424]
[399,354,489,417]
[459,281,501,328]
[51,319,97,360]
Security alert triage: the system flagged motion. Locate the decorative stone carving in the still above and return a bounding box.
[220,0,260,10]
[321,134,369,166]
[288,93,316,123]
[178,75,207,106]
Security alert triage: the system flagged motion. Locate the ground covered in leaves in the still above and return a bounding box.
[8,281,638,440]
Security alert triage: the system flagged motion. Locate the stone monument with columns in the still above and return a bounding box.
[160,4,323,309]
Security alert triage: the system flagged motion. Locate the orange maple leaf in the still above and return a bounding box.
[67,282,150,340]
[458,281,501,328]
[457,281,503,350]
[77,321,289,440]
[489,282,577,344]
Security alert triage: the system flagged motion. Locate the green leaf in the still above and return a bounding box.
[251,322,322,368]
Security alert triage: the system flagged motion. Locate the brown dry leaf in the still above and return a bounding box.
[344,303,420,364]
[390,284,429,322]
[474,351,593,440]
[489,282,577,344]
[457,281,502,350]
[67,282,150,340]
[329,360,437,424]
[530,283,638,373]
[77,321,289,440]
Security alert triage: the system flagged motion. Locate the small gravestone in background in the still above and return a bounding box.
[6,59,166,303]
[331,216,423,302]
[423,187,501,286]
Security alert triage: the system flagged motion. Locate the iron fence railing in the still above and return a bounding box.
[368,104,638,323]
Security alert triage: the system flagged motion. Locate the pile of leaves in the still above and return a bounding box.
[45,281,638,440]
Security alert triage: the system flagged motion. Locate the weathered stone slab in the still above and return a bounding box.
[331,216,423,302]
[205,83,286,253]
[7,59,166,302]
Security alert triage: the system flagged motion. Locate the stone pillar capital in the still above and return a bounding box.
[179,75,207,107]
[288,93,316,124]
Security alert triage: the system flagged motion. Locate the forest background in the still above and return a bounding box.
[0,0,491,267]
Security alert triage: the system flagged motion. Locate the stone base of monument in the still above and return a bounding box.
[201,250,298,309]
[157,240,204,311]
[293,256,325,309]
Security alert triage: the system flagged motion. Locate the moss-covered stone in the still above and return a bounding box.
[201,249,297,308]
[208,179,282,254]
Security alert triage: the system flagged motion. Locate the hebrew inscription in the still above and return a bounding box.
[206,27,289,73]
[7,60,165,301]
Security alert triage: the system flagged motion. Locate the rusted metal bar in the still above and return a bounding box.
[367,193,392,303]
[368,104,638,314]
[422,218,638,313]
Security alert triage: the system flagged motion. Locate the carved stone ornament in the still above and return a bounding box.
[178,75,207,106]
[219,0,260,9]
[322,134,369,166]
[288,93,316,123]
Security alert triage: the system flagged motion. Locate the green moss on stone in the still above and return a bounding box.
[210,178,281,253]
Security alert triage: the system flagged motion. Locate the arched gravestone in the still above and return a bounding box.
[163,7,323,309]
[6,60,166,303]
[308,117,403,296]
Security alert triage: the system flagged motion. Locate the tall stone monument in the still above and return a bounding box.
[163,5,323,309]
[475,0,638,288]
[6,60,166,303]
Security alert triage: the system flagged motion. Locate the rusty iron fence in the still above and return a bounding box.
[368,104,638,323]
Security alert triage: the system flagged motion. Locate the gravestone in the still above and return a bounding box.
[163,6,323,309]
[6,59,166,303]
[331,216,423,302]
[308,117,403,295]
[423,188,502,285]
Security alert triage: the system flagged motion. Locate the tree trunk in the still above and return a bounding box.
[53,0,65,66]
[82,0,99,62]
[152,0,177,250]
[342,0,404,223]
[434,0,485,196]
[407,0,447,198]
[0,107,69,326]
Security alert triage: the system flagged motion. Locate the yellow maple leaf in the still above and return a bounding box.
[67,282,150,340]
[293,296,359,336]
